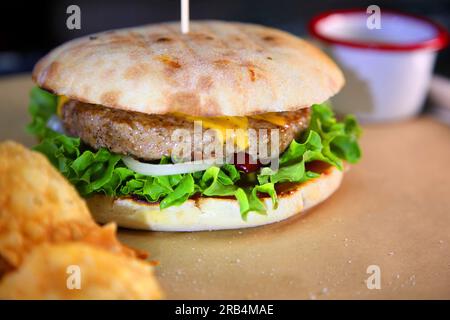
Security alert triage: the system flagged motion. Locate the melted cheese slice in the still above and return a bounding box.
[174,113,249,150]
[56,95,69,116]
[251,113,288,127]
[173,113,288,150]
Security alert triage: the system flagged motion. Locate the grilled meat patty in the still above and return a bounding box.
[62,100,310,161]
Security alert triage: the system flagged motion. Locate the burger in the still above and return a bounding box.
[28,21,361,231]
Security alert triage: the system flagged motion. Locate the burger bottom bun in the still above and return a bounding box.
[87,166,343,232]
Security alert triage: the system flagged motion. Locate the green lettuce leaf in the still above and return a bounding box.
[305,103,362,169]
[160,174,196,209]
[26,86,58,139]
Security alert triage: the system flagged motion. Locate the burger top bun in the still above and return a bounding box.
[33,21,344,117]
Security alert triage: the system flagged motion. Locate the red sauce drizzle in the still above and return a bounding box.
[234,153,261,173]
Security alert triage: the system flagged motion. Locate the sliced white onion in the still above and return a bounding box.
[122,156,218,176]
[46,115,66,134]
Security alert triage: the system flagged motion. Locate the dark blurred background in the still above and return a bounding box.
[0,0,449,76]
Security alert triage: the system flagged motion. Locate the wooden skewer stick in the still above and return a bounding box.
[181,0,189,34]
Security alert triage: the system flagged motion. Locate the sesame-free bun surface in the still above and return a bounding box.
[87,165,343,232]
[33,21,344,116]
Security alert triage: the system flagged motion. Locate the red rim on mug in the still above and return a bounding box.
[308,8,449,51]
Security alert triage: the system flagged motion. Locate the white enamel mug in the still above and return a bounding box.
[309,9,449,122]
